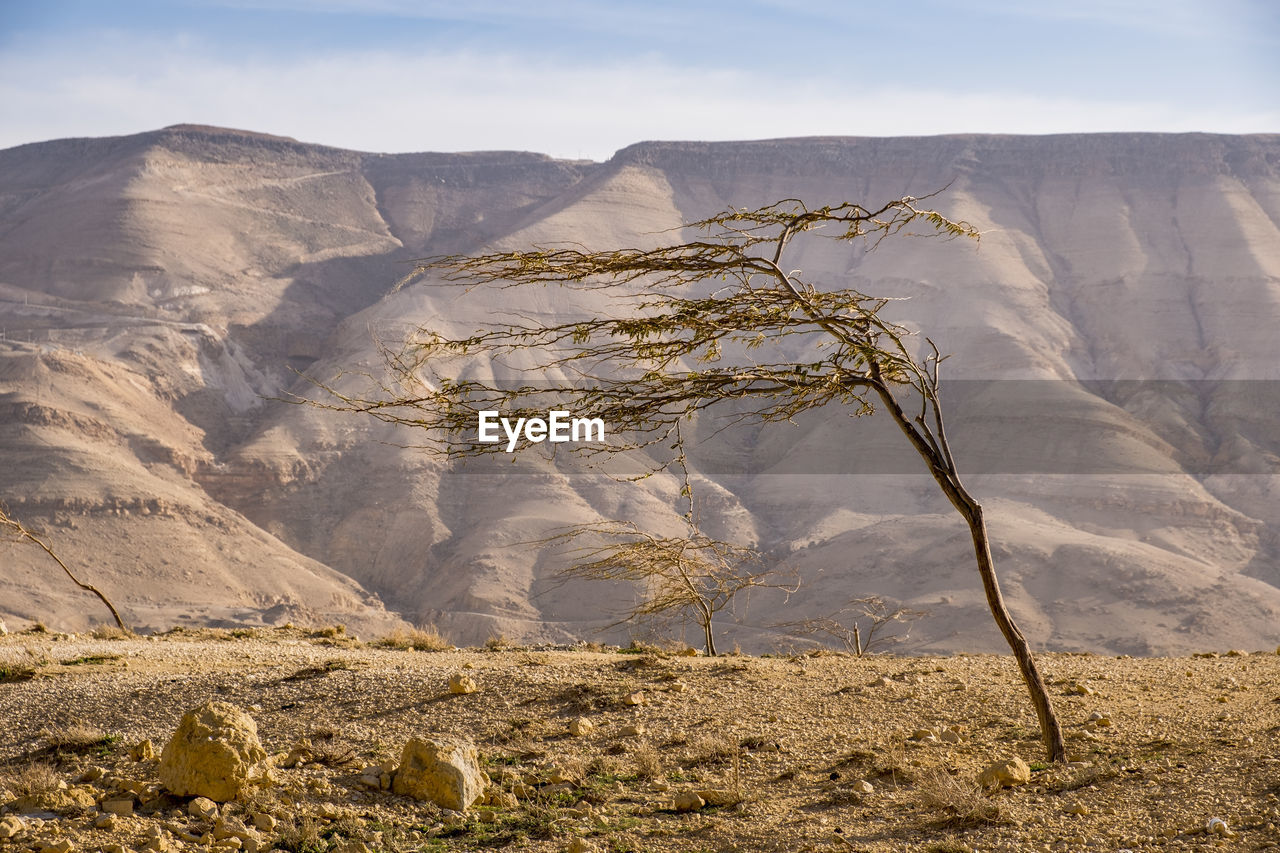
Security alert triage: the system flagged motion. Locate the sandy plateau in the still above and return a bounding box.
[1,628,1278,852]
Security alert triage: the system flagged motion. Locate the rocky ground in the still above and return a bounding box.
[1,626,1278,852]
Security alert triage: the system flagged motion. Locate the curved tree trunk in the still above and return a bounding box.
[959,502,1067,763]
[867,376,1067,763]
[703,618,717,657]
[3,513,129,632]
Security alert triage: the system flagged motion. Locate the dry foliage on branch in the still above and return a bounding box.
[777,595,928,656]
[544,519,797,656]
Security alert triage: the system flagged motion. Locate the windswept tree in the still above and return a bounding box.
[1,503,128,632]
[541,429,797,656]
[776,596,928,657]
[306,195,1067,762]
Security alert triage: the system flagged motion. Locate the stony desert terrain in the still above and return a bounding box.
[2,627,1278,852]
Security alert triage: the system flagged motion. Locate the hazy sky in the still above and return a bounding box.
[2,0,1277,160]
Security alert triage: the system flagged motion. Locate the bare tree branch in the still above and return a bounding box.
[1,503,129,632]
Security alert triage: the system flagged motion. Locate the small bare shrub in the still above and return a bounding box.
[917,769,1010,827]
[88,623,131,640]
[631,743,664,780]
[684,733,739,768]
[276,816,327,853]
[4,762,61,798]
[0,645,44,683]
[375,625,450,652]
[43,723,116,752]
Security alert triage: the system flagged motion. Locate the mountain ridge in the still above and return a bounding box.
[1,126,1278,654]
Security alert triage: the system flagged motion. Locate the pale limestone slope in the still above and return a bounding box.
[2,128,1278,653]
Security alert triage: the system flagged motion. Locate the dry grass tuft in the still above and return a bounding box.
[88,623,131,640]
[3,762,62,799]
[1042,762,1120,793]
[683,733,740,768]
[275,816,327,853]
[0,645,44,683]
[43,723,114,751]
[917,769,1012,827]
[923,839,975,853]
[631,742,664,780]
[375,625,451,652]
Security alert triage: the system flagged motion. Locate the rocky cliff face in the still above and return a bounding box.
[1,126,1277,653]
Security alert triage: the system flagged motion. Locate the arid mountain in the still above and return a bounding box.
[2,126,1278,654]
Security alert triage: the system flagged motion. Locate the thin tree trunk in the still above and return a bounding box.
[960,503,1067,763]
[21,526,128,632]
[703,617,717,656]
[867,376,1067,762]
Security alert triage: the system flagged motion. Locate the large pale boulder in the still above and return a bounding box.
[391,737,485,811]
[158,701,269,802]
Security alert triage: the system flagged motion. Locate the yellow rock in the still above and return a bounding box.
[158,701,269,802]
[978,757,1031,790]
[391,736,485,811]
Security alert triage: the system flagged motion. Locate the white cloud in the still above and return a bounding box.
[2,37,1276,160]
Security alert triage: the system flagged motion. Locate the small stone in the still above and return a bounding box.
[251,813,277,832]
[871,676,892,688]
[0,817,26,840]
[141,835,169,853]
[101,796,135,816]
[484,789,518,808]
[620,724,647,737]
[104,846,127,853]
[1206,817,1236,838]
[547,766,577,785]
[1067,803,1090,816]
[566,839,596,853]
[622,691,645,706]
[1066,683,1094,696]
[978,757,1032,790]
[94,814,118,830]
[853,780,874,794]
[673,791,705,812]
[1225,649,1247,657]
[391,736,486,811]
[40,839,75,853]
[909,728,935,741]
[331,842,372,853]
[189,797,219,820]
[77,766,105,783]
[940,729,962,743]
[449,673,479,694]
[668,681,689,693]
[282,741,313,768]
[568,717,594,737]
[131,739,156,761]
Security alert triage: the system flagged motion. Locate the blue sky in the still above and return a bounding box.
[1,0,1276,160]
